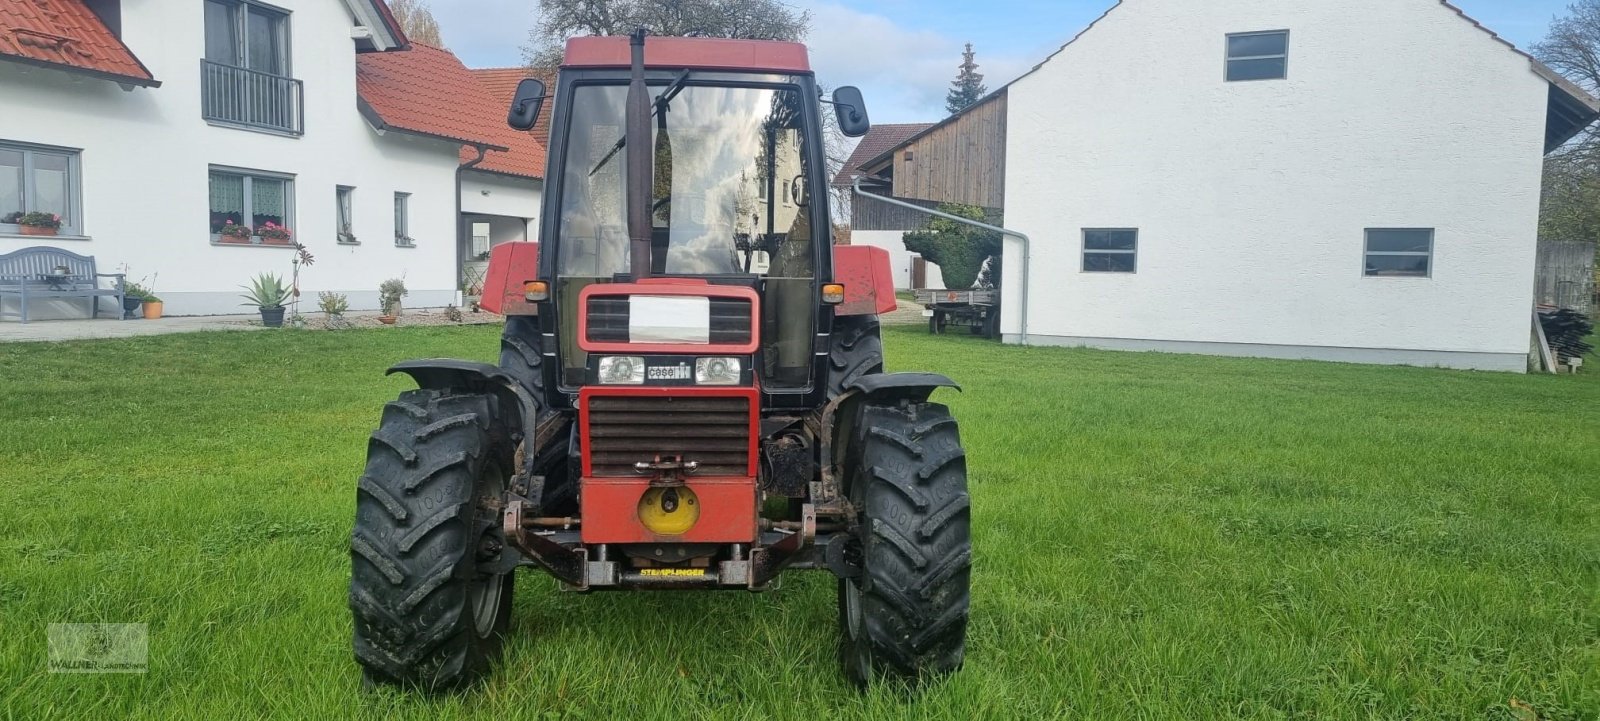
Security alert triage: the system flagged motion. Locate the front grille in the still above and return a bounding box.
[586,395,752,477]
[586,296,753,345]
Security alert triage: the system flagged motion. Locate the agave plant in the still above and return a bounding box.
[239,272,292,309]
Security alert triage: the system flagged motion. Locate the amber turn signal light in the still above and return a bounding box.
[822,283,845,304]
[522,281,549,302]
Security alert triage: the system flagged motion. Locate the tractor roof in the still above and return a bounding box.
[562,36,810,74]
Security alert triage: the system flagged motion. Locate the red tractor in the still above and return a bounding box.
[349,32,970,690]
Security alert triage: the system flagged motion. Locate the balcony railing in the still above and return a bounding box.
[201,60,304,136]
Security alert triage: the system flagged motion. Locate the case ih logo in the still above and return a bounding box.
[647,365,691,380]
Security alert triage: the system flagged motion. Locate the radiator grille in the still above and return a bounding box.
[586,296,753,345]
[586,395,752,477]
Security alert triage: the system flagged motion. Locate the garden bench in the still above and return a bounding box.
[0,246,126,323]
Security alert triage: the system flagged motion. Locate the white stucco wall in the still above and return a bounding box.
[1001,0,1553,370]
[461,171,542,222]
[0,0,460,318]
[850,230,945,290]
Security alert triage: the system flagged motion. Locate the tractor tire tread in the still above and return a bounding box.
[827,315,885,400]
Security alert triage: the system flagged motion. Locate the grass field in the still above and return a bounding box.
[1,325,1596,720]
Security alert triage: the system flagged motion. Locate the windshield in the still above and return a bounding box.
[555,83,815,278]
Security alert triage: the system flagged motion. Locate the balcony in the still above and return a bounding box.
[200,60,304,136]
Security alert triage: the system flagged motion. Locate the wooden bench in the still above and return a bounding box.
[0,246,127,323]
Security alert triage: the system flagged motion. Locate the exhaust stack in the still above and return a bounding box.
[625,29,652,279]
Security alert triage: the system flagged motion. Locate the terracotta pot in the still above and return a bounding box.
[378,315,398,325]
[19,225,57,236]
[142,300,164,320]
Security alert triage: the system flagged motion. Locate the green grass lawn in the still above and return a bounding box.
[1,326,1596,720]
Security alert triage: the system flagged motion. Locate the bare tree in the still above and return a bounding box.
[1535,1,1600,246]
[390,0,444,47]
[522,0,809,68]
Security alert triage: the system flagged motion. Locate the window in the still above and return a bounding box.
[1364,229,1432,278]
[209,167,295,244]
[1227,31,1288,81]
[1082,229,1137,273]
[336,186,355,243]
[394,192,413,246]
[0,142,81,236]
[201,0,302,134]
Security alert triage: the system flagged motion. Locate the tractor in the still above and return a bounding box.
[349,31,970,690]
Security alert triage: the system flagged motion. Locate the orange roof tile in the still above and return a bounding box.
[356,43,506,150]
[0,0,156,86]
[464,67,555,180]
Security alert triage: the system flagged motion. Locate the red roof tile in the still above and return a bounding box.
[356,43,506,149]
[0,0,156,86]
[464,67,555,179]
[832,123,933,186]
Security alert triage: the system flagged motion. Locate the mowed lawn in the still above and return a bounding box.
[0,325,1596,720]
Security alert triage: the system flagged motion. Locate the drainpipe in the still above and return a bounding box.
[851,178,1032,345]
[458,144,489,298]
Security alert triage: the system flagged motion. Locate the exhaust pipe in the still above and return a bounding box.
[626,30,652,279]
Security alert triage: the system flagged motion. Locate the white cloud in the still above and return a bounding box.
[798,1,1039,123]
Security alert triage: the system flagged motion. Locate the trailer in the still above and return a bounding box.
[915,288,999,338]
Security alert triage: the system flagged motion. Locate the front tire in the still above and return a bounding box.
[827,315,884,400]
[499,316,576,515]
[838,401,971,686]
[349,389,513,691]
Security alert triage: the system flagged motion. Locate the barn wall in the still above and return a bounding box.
[1001,0,1553,371]
[892,93,1007,208]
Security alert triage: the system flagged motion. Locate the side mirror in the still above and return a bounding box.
[832,86,870,137]
[508,78,547,131]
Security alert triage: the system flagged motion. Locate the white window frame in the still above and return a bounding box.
[209,165,295,246]
[1363,228,1433,279]
[394,192,413,247]
[336,185,356,244]
[0,140,84,237]
[1226,30,1289,82]
[1082,228,1138,273]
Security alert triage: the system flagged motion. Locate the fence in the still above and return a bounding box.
[200,60,304,136]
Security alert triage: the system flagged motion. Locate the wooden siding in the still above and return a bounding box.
[1535,239,1596,314]
[891,92,1007,208]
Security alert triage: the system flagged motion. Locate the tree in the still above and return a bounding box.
[522,0,810,68]
[390,0,443,47]
[945,43,987,115]
[1536,1,1600,247]
[902,204,1001,290]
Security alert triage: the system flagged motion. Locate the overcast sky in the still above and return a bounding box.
[430,0,1574,125]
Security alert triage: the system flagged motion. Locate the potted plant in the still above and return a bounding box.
[339,226,358,245]
[219,220,253,244]
[142,292,164,320]
[240,272,292,327]
[318,290,350,328]
[16,212,62,237]
[378,278,407,324]
[395,231,415,247]
[122,283,146,319]
[258,222,294,246]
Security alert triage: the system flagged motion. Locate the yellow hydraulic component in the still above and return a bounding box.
[637,486,700,535]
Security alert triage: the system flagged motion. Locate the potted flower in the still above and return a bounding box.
[258,222,294,246]
[219,220,253,244]
[240,272,292,327]
[318,290,350,328]
[16,212,62,236]
[394,231,415,247]
[378,278,407,324]
[339,225,358,245]
[122,283,146,319]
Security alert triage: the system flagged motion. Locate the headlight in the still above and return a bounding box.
[694,357,741,385]
[597,356,645,384]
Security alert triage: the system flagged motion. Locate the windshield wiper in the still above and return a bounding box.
[588,70,694,177]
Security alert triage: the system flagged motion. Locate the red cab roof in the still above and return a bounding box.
[563,35,810,74]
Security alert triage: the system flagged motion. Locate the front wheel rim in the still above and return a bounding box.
[467,461,507,638]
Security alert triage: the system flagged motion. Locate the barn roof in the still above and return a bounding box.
[0,0,157,87]
[832,123,934,186]
[356,43,507,150]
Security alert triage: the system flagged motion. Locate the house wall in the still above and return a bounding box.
[851,230,945,290]
[461,172,542,222]
[1001,0,1552,371]
[0,0,460,318]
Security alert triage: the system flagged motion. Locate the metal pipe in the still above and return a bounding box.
[625,30,652,279]
[851,178,1032,344]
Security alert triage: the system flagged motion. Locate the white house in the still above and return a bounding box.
[848,0,1599,371]
[0,0,513,318]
